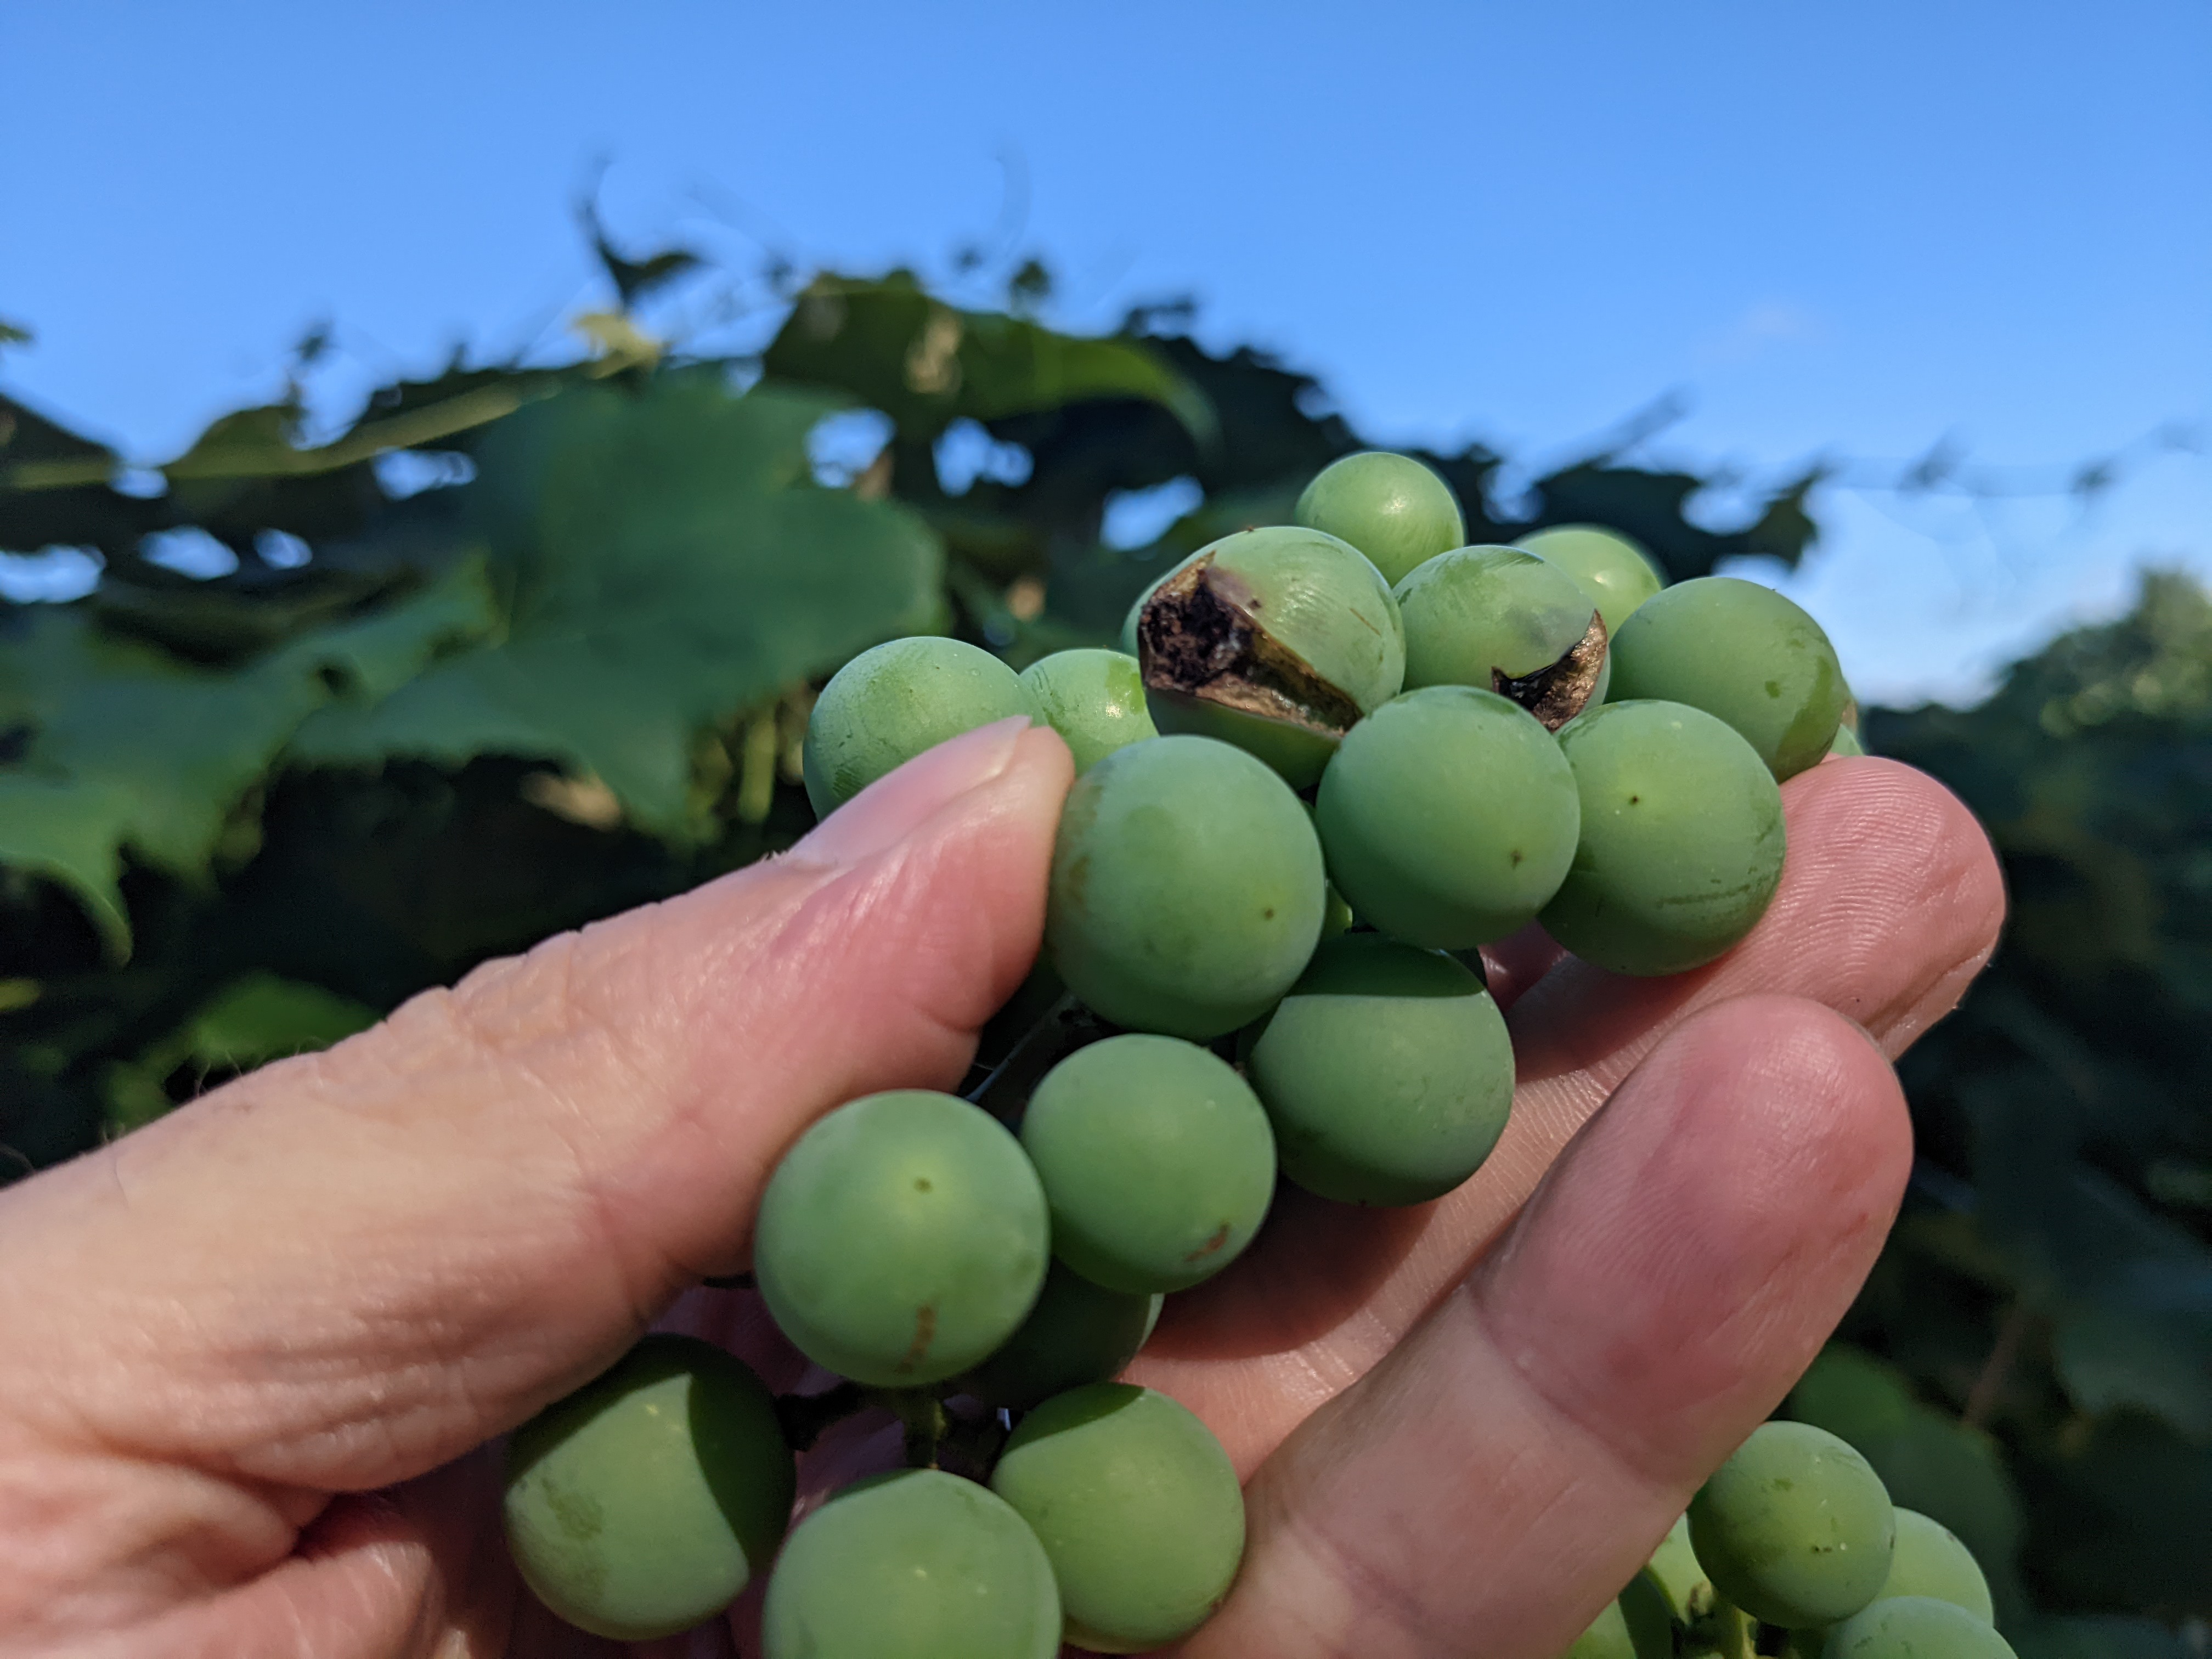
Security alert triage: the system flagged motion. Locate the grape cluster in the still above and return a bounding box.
[499,450,1878,1655]
[1569,1420,2016,1658]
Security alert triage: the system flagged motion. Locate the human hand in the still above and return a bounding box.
[0,716,2002,1658]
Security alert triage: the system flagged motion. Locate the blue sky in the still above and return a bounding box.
[3,1,2207,702]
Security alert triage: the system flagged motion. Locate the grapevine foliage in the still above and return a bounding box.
[1,243,2205,1652]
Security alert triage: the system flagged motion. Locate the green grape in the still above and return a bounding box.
[1828,723,1865,758]
[1616,1566,1681,1658]
[803,635,1032,815]
[1293,449,1466,585]
[1135,525,1406,786]
[1642,1514,1712,1622]
[1539,700,1785,976]
[1021,1034,1276,1293]
[1321,881,1355,939]
[1822,1596,2017,1658]
[1045,734,1327,1039]
[1314,685,1580,948]
[1517,524,1666,636]
[1689,1421,1895,1629]
[755,1091,1048,1387]
[1867,1508,1995,1623]
[503,1335,794,1641]
[1395,545,1606,728]
[962,1260,1162,1410]
[1244,934,1513,1205]
[1018,648,1158,772]
[989,1384,1245,1654]
[1564,1599,1639,1658]
[762,1469,1062,1659]
[1607,577,1846,781]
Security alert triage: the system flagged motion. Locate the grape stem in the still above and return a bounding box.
[1684,1600,1758,1659]
[963,994,1114,1125]
[879,1389,950,1467]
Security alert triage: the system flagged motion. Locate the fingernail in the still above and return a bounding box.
[793,716,1035,869]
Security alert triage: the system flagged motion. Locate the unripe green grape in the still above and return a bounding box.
[1564,1582,1673,1659]
[1828,723,1865,758]
[1867,1509,1994,1623]
[1539,701,1785,976]
[1021,1034,1276,1293]
[803,636,1032,815]
[1314,685,1580,948]
[503,1335,795,1641]
[1019,648,1157,771]
[1321,882,1355,939]
[990,1384,1245,1654]
[1642,1514,1712,1622]
[762,1469,1061,1659]
[1823,1596,2017,1658]
[1517,524,1666,636]
[1689,1421,1895,1629]
[962,1260,1162,1410]
[1616,1566,1682,1658]
[1294,450,1466,585]
[1395,545,1606,728]
[1244,934,1513,1206]
[1046,734,1327,1039]
[755,1091,1048,1387]
[1564,1598,1639,1658]
[1607,577,1846,781]
[1135,526,1405,787]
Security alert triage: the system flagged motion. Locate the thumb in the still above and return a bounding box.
[0,718,1071,1502]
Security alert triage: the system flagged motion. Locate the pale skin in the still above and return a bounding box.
[0,716,2004,1658]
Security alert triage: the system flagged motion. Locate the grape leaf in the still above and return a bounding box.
[287,374,945,837]
[0,558,498,953]
[766,272,1217,446]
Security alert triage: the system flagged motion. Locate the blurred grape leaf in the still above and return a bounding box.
[2015,1617,2193,1659]
[289,374,944,836]
[766,273,1216,446]
[103,970,379,1132]
[0,560,497,952]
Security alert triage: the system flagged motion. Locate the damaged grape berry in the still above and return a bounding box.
[1133,524,1405,787]
[1395,544,1610,728]
[507,450,1914,1659]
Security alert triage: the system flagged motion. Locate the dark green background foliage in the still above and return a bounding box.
[2,249,2204,1653]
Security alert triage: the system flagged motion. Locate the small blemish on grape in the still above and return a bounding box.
[913,1176,932,1192]
[1183,1222,1232,1262]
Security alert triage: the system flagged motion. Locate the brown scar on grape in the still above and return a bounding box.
[1492,611,1608,730]
[1138,554,1364,737]
[1183,1223,1232,1263]
[893,1305,938,1375]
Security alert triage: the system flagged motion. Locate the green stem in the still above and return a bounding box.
[874,1389,951,1468]
[1685,1601,1758,1659]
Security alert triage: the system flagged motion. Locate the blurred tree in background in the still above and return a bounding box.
[1,237,2204,1655]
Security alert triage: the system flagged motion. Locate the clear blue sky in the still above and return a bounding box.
[3,1,2207,702]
